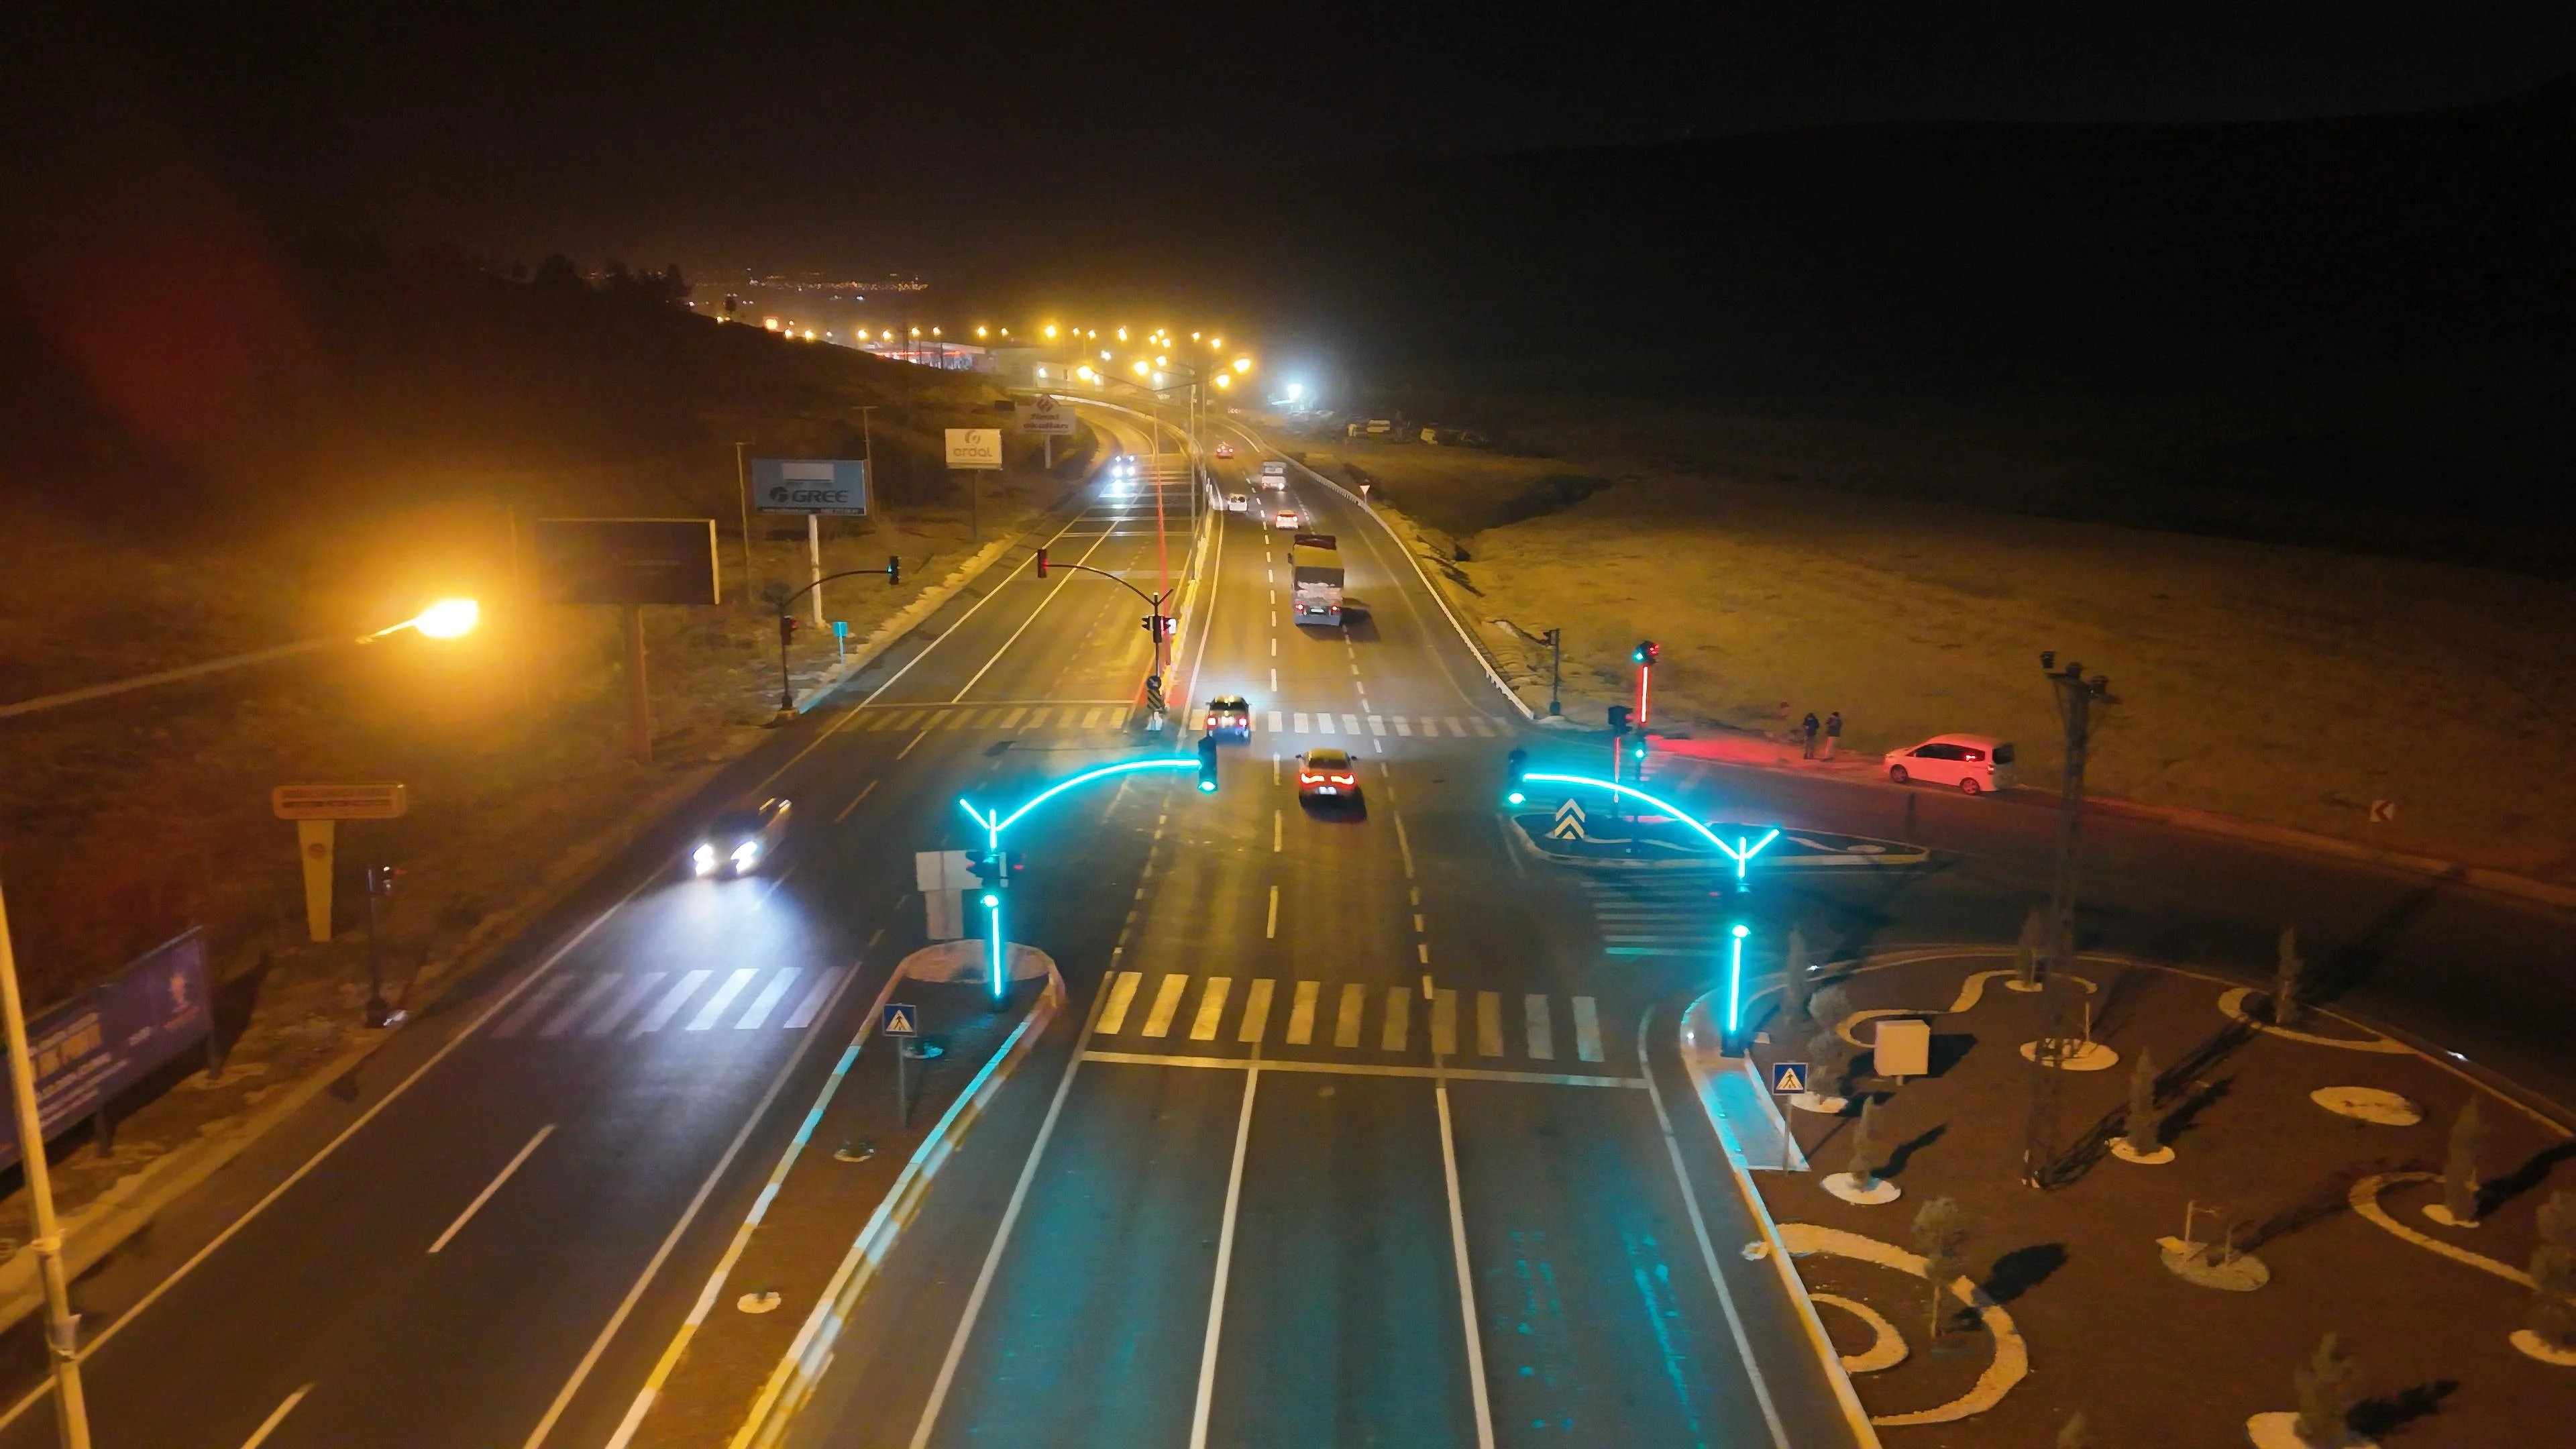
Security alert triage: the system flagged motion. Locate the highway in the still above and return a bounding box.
[0,396,2563,1449]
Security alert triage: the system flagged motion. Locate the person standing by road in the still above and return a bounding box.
[1801,711,1820,759]
[1823,710,1843,760]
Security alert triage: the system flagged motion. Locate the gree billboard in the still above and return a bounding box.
[751,458,869,515]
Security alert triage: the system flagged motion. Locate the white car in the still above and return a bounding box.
[1273,509,1301,530]
[1883,735,2018,795]
[1226,492,1249,513]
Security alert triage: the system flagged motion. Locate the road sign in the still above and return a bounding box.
[915,849,978,891]
[1018,394,1077,437]
[753,458,869,516]
[532,518,721,605]
[1768,1061,1811,1094]
[881,1003,920,1036]
[272,783,409,820]
[945,428,1004,470]
[1548,798,1590,841]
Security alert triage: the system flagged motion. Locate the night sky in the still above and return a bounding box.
[11,2,2573,282]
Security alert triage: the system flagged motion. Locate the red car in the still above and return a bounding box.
[1212,443,1235,459]
[1297,748,1358,800]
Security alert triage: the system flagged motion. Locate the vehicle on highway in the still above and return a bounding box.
[1884,735,2017,794]
[692,797,792,876]
[1291,535,1344,626]
[1203,694,1252,741]
[1212,442,1235,459]
[1296,748,1359,800]
[1258,460,1287,489]
[1273,508,1301,530]
[1226,492,1248,512]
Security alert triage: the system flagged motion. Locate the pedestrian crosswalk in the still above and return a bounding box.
[1090,972,1607,1064]
[489,965,845,1041]
[838,704,1505,739]
[1579,876,1733,959]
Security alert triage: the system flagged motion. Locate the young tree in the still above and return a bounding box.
[2271,926,2305,1027]
[2014,904,2045,988]
[2440,1098,2486,1224]
[1804,983,1856,1094]
[2292,1332,2364,1448]
[2055,1410,2091,1449]
[2123,1046,2163,1157]
[1911,1196,1970,1340]
[1847,1097,1884,1189]
[1776,926,1814,1038]
[2531,1190,2576,1351]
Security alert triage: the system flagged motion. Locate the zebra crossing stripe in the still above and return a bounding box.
[1477,991,1505,1057]
[1238,979,1275,1044]
[1368,716,1385,735]
[1342,714,1361,733]
[1572,996,1605,1063]
[1334,983,1365,1048]
[783,968,843,1029]
[1318,714,1337,735]
[1083,707,1105,729]
[1444,716,1466,736]
[1293,712,1311,733]
[1523,994,1554,1059]
[1000,707,1027,729]
[1430,989,1458,1056]
[638,971,711,1034]
[1140,973,1188,1037]
[1286,981,1318,1045]
[1393,717,1413,736]
[1098,971,1142,1033]
[1269,711,1285,733]
[494,975,576,1038]
[1469,717,1496,737]
[1381,987,1411,1051]
[685,969,758,1030]
[1025,707,1050,729]
[1189,977,1232,1041]
[586,972,666,1036]
[540,975,625,1037]
[734,968,798,1029]
[942,709,970,731]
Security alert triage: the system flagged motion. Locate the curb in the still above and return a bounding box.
[731,964,1069,1448]
[1503,814,1727,873]
[1677,991,1884,1449]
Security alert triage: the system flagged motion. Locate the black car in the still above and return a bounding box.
[691,797,792,877]
[1203,694,1252,741]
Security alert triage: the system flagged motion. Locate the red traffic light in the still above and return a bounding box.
[1036,547,1050,578]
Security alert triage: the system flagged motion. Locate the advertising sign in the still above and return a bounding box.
[1016,395,1076,437]
[752,458,869,516]
[944,428,1005,470]
[0,930,211,1169]
[533,518,721,606]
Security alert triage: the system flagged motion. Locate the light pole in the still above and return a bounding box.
[2037,652,2111,976]
[0,599,481,721]
[0,878,92,1449]
[959,757,1208,1003]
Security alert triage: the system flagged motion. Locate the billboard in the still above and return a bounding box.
[0,930,211,1169]
[944,428,1004,470]
[532,518,720,606]
[752,458,869,516]
[1017,395,1076,437]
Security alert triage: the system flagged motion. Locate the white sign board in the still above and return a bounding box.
[945,428,1005,470]
[753,458,869,515]
[1018,395,1077,437]
[1874,1018,1932,1078]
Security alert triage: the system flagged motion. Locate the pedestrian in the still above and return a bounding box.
[1823,710,1842,761]
[1802,711,1820,759]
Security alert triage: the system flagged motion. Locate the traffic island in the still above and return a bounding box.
[1684,945,2576,1445]
[612,944,1063,1449]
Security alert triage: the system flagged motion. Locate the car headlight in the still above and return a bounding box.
[692,844,718,875]
[731,841,760,868]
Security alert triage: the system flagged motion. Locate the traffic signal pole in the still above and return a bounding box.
[2038,653,2112,975]
[0,877,92,1449]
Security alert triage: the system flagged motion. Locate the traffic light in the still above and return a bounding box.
[1629,733,1650,765]
[1035,546,1050,578]
[888,555,902,586]
[964,850,1023,887]
[1606,704,1631,737]
[1632,640,1660,665]
[779,613,800,647]
[1197,735,1220,793]
[1504,747,1528,805]
[1141,613,1172,639]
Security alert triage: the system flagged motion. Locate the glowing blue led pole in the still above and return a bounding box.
[1727,922,1751,1047]
[1521,773,1782,873]
[959,759,1199,1004]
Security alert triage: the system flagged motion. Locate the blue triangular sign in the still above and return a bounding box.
[1768,1061,1809,1093]
[881,1003,920,1036]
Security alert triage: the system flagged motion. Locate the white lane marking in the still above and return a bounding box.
[942,708,971,730]
[1574,996,1605,1063]
[428,1124,556,1254]
[1394,812,1416,879]
[1000,707,1027,728]
[1080,1050,1647,1088]
[1368,715,1385,735]
[734,968,799,1029]
[1269,637,1276,656]
[237,1385,313,1449]
[1342,713,1360,733]
[783,968,845,1029]
[1273,753,1282,786]
[586,972,667,1036]
[1634,1009,1793,1449]
[637,971,711,1034]
[1431,989,1458,1056]
[1434,1073,1499,1449]
[1188,1063,1261,1449]
[1394,716,1413,736]
[1083,706,1104,729]
[1316,712,1335,735]
[1381,987,1411,1051]
[1267,885,1279,939]
[949,519,1124,702]
[1445,716,1465,736]
[1287,981,1320,1046]
[493,975,576,1038]
[895,729,930,759]
[1238,979,1275,1044]
[1524,994,1554,1060]
[834,779,879,822]
[540,975,623,1037]
[1334,983,1366,1049]
[1097,971,1142,1033]
[1270,667,1277,690]
[1189,978,1234,1042]
[1268,710,1284,733]
[1273,810,1282,852]
[1140,973,1189,1037]
[1477,991,1505,1057]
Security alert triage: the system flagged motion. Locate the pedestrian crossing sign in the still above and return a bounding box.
[881,1003,920,1036]
[1548,798,1590,841]
[1768,1061,1809,1094]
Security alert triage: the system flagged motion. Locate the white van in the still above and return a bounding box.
[1882,735,2019,795]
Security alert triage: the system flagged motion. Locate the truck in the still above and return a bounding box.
[1258,460,1288,489]
[1290,533,1343,627]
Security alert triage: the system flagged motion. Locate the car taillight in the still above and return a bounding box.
[1205,715,1216,726]
[1330,773,1354,784]
[1299,773,1324,784]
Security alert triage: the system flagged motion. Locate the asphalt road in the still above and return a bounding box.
[3,398,2563,1449]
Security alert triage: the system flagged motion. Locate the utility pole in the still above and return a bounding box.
[734,442,756,607]
[0,875,94,1449]
[2039,653,2111,974]
[1546,628,1563,716]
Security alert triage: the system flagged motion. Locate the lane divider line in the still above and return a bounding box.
[237,1384,313,1449]
[427,1124,556,1254]
[1187,1060,1261,1449]
[1431,1045,1499,1449]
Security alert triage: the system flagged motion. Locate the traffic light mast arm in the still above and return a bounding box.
[1036,557,1172,616]
[775,563,905,617]
[773,561,906,714]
